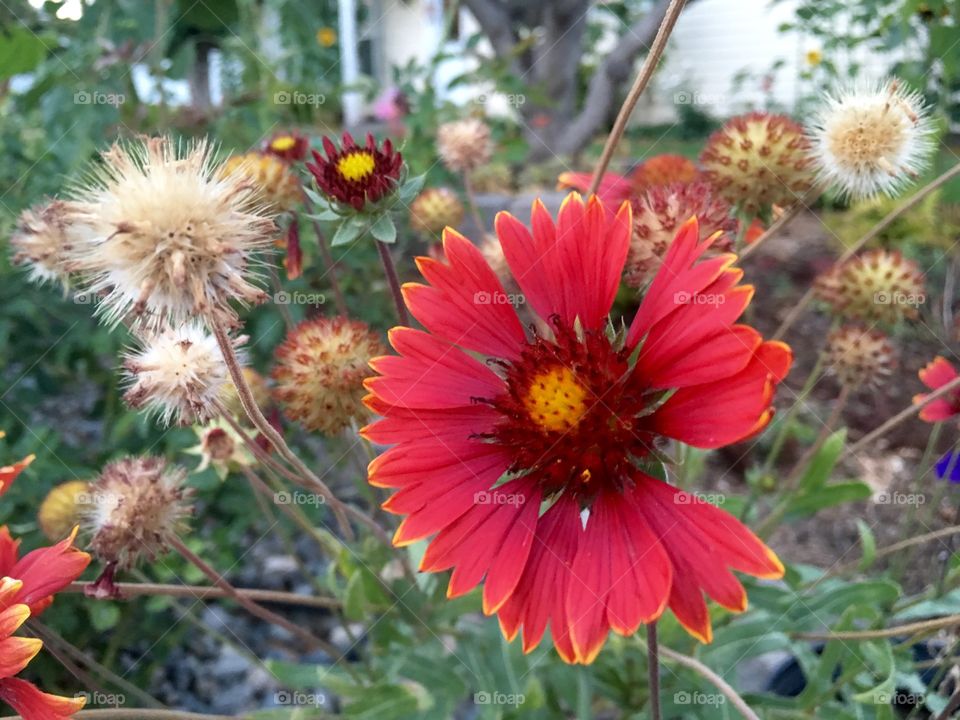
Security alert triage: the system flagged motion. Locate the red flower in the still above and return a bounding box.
[556,171,633,206]
[0,528,90,720]
[362,194,791,663]
[263,131,309,163]
[307,132,402,211]
[914,356,960,421]
[0,452,33,497]
[0,526,91,615]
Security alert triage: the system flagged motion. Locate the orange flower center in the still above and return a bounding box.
[522,366,589,433]
[337,151,376,182]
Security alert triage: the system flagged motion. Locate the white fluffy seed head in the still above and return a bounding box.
[122,322,245,427]
[10,200,74,286]
[66,136,277,330]
[809,78,934,199]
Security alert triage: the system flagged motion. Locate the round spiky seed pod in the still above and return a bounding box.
[10,200,74,286]
[220,152,302,212]
[85,456,193,570]
[65,136,275,329]
[626,181,737,287]
[122,322,245,427]
[809,78,933,199]
[700,112,815,216]
[272,317,385,435]
[814,249,925,325]
[437,118,493,174]
[824,325,897,388]
[409,187,465,236]
[38,480,91,541]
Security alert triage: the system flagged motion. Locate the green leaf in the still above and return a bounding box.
[0,28,48,80]
[330,218,364,246]
[369,213,397,244]
[798,428,847,491]
[856,519,877,571]
[787,481,871,518]
[397,173,427,205]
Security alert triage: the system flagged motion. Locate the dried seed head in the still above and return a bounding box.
[437,119,493,173]
[10,200,75,286]
[409,187,465,237]
[66,136,275,329]
[700,112,815,216]
[809,78,934,199]
[272,317,384,435]
[626,181,737,287]
[815,249,926,325]
[85,456,193,570]
[825,325,897,388]
[122,322,245,426]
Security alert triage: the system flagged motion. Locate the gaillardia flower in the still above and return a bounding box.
[409,187,465,237]
[701,112,814,216]
[273,317,384,435]
[362,194,791,663]
[307,132,402,212]
[264,131,309,163]
[626,180,736,287]
[65,137,275,329]
[814,249,925,325]
[0,442,34,498]
[220,152,301,212]
[0,577,86,720]
[914,356,960,422]
[809,78,933,199]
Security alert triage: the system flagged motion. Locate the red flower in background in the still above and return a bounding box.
[263,131,309,163]
[0,448,33,498]
[362,194,790,663]
[556,171,633,206]
[307,132,402,211]
[0,528,90,719]
[914,357,960,422]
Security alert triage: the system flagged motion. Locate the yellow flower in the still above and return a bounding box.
[317,27,337,47]
[806,49,822,66]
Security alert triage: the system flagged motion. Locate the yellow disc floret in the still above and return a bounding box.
[270,135,297,153]
[524,366,590,433]
[337,151,376,182]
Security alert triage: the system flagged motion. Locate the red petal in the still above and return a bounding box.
[0,455,33,498]
[0,677,86,720]
[10,527,91,615]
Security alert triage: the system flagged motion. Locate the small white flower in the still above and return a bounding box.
[809,78,934,199]
[122,322,245,426]
[66,136,276,329]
